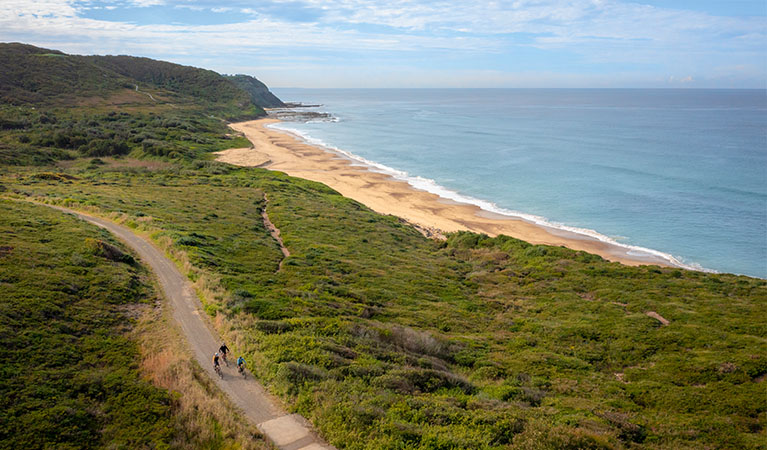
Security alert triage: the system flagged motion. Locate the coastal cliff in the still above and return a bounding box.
[226,74,286,108]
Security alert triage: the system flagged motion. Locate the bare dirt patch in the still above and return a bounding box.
[261,194,290,271]
[645,311,670,326]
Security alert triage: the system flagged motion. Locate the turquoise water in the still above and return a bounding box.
[270,88,767,278]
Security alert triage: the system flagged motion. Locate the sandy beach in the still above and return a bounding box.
[220,119,672,267]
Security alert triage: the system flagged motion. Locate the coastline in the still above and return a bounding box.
[221,118,674,268]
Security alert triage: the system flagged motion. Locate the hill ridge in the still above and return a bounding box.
[0,43,282,119]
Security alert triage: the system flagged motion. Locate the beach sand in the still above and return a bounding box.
[219,119,671,267]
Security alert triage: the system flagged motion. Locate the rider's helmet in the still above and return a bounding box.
[215,352,219,356]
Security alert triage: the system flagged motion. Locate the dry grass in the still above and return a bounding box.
[55,156,174,171]
[134,300,271,450]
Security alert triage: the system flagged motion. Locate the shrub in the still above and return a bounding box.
[375,368,474,394]
[255,320,294,334]
[80,139,130,157]
[84,238,135,264]
[176,235,202,247]
[244,298,290,320]
[599,411,647,444]
[280,362,328,383]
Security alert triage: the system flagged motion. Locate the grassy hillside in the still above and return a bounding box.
[4,163,764,449]
[0,43,131,105]
[0,43,281,120]
[0,199,174,448]
[0,105,251,166]
[85,55,265,120]
[0,200,267,449]
[0,44,281,166]
[1,44,764,448]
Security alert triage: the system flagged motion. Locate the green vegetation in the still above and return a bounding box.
[0,43,273,166]
[0,200,174,448]
[84,55,265,120]
[4,163,764,449]
[0,200,267,449]
[0,44,127,105]
[0,43,278,119]
[1,42,764,449]
[0,105,251,165]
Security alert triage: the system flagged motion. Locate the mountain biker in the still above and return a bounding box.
[219,343,230,365]
[236,356,245,371]
[213,352,220,369]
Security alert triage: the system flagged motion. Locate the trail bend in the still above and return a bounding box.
[46,204,335,450]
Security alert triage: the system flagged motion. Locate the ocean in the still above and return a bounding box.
[269,88,767,278]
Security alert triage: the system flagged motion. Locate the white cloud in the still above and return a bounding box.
[0,2,493,54]
[174,4,204,11]
[6,0,79,18]
[130,0,165,7]
[0,0,763,87]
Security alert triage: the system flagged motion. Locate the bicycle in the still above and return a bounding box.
[214,364,223,379]
[236,356,247,379]
[221,352,229,367]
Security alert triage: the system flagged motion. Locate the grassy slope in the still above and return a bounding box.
[0,43,127,105]
[0,44,264,167]
[0,106,251,166]
[0,199,268,449]
[1,43,764,448]
[0,43,269,120]
[0,200,175,448]
[4,163,764,449]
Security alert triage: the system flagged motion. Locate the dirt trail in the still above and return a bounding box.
[261,194,290,271]
[134,84,157,102]
[45,205,334,450]
[645,311,670,326]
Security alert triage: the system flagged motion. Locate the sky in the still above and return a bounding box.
[1,0,765,88]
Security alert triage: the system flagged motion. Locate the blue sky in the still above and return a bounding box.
[2,0,765,88]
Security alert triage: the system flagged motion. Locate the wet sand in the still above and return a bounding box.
[219,119,671,267]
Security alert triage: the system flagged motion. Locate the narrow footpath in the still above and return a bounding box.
[261,193,290,272]
[47,205,335,450]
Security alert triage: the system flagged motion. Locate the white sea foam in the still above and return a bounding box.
[267,123,714,273]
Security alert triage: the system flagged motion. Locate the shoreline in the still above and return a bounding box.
[220,118,676,268]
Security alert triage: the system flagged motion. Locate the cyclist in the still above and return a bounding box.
[213,352,221,370]
[237,356,245,377]
[219,343,230,365]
